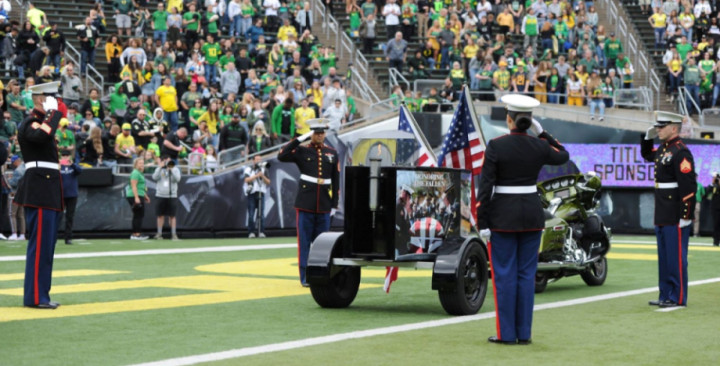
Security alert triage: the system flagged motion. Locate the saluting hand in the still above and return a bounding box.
[42,96,59,112]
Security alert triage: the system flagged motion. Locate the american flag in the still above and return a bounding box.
[437,86,486,224]
[398,104,437,167]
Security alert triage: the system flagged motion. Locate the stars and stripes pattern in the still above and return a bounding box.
[437,88,485,176]
[437,86,486,225]
[409,217,445,254]
[398,105,437,167]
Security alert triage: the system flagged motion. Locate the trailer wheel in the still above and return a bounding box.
[310,265,361,308]
[581,256,608,287]
[438,242,488,315]
[535,274,548,294]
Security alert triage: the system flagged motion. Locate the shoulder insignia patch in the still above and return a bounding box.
[680,158,692,173]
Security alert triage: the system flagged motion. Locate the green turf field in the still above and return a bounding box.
[1,235,719,366]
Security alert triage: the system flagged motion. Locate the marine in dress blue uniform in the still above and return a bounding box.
[641,111,696,308]
[13,81,65,309]
[277,119,339,287]
[476,94,569,344]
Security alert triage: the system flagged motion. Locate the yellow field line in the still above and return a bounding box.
[0,269,128,282]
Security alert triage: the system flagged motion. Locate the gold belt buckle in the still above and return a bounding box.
[318,178,324,184]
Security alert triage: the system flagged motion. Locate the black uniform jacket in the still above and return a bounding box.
[277,137,339,213]
[14,109,64,211]
[641,135,697,225]
[477,130,569,232]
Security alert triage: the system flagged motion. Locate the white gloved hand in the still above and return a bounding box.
[42,96,58,112]
[645,126,658,140]
[530,118,544,135]
[679,219,692,228]
[297,131,314,142]
[330,208,336,216]
[479,229,491,242]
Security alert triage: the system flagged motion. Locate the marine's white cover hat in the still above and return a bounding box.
[653,111,684,127]
[307,118,330,131]
[500,94,541,112]
[28,81,61,95]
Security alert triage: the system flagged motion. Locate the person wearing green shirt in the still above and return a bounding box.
[202,34,222,84]
[361,0,377,19]
[6,83,26,125]
[110,83,129,116]
[683,57,701,114]
[318,46,337,75]
[189,99,207,128]
[603,33,623,71]
[26,3,48,35]
[219,51,236,71]
[126,158,150,240]
[205,4,220,37]
[493,61,511,91]
[152,3,169,44]
[182,3,201,48]
[698,52,715,80]
[56,120,76,157]
[271,98,296,141]
[521,8,539,53]
[676,37,693,61]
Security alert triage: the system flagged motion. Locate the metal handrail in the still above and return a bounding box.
[64,41,104,99]
[649,69,661,110]
[388,68,410,93]
[351,66,380,103]
[217,143,247,169]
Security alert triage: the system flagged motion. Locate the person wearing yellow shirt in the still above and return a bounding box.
[496,7,514,35]
[294,98,316,135]
[277,18,298,42]
[649,7,667,55]
[306,81,324,109]
[115,123,137,169]
[26,3,48,35]
[197,99,221,146]
[154,76,180,131]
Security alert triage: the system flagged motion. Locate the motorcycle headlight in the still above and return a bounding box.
[552,182,560,189]
[561,179,569,187]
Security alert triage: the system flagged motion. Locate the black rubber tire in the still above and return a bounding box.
[581,256,608,286]
[310,265,361,308]
[535,273,549,294]
[438,242,488,315]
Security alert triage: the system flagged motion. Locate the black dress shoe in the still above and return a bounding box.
[301,283,310,288]
[488,336,516,345]
[659,300,684,308]
[648,299,662,306]
[26,302,60,309]
[517,339,532,345]
[65,240,72,245]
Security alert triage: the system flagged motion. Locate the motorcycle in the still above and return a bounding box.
[534,172,612,293]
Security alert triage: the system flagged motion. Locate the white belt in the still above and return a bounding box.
[26,161,60,170]
[655,182,679,189]
[494,185,537,194]
[300,174,331,185]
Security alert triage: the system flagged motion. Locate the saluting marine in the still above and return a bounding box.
[476,94,569,345]
[277,119,339,287]
[14,81,65,309]
[641,111,696,308]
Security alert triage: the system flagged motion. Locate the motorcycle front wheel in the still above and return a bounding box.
[580,256,608,286]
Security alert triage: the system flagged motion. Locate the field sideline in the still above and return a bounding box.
[1,235,719,366]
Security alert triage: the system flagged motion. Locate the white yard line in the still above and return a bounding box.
[0,244,296,262]
[130,277,720,366]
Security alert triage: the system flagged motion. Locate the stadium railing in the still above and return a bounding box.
[389,68,411,93]
[64,41,105,99]
[217,144,247,170]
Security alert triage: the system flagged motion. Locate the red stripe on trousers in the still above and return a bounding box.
[34,209,43,305]
[487,239,501,339]
[296,209,301,279]
[677,225,684,304]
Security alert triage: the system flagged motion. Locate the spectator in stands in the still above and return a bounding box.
[449,61,465,92]
[2,26,17,76]
[264,0,281,32]
[162,127,189,163]
[359,13,377,55]
[126,157,150,240]
[323,98,347,130]
[113,0,135,36]
[7,81,26,125]
[27,46,48,78]
[438,22,456,69]
[679,7,694,41]
[56,118,76,157]
[219,113,249,151]
[220,62,241,97]
[26,2,47,34]
[105,35,123,83]
[385,31,408,72]
[121,38,148,67]
[616,53,634,89]
[155,76,179,132]
[566,71,584,107]
[246,120,272,155]
[183,3,201,48]
[82,126,103,166]
[197,99,221,146]
[493,60,511,94]
[61,64,83,107]
[650,7,668,55]
[7,155,25,241]
[522,8,539,54]
[203,34,222,85]
[271,97,295,141]
[130,109,152,149]
[77,17,100,75]
[383,0,401,40]
[151,2,169,45]
[587,71,605,121]
[497,6,514,35]
[512,61,529,93]
[684,56,701,114]
[43,23,65,71]
[116,123,137,169]
[694,0,712,18]
[603,32,622,72]
[18,21,39,61]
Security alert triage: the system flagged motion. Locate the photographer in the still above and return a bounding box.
[710,172,720,246]
[244,154,270,238]
[153,155,181,240]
